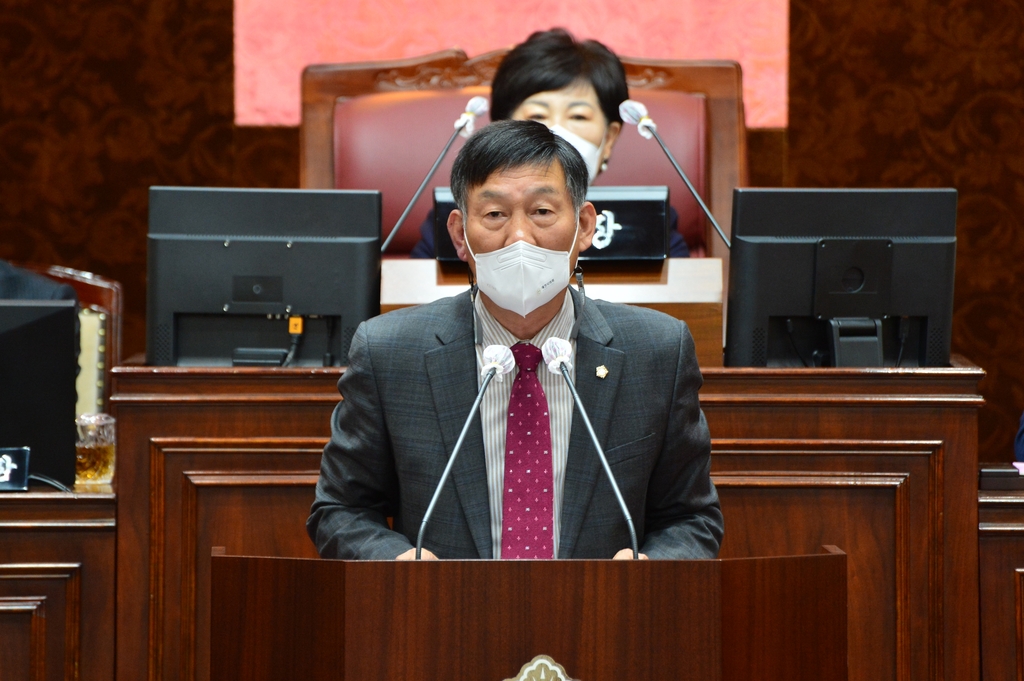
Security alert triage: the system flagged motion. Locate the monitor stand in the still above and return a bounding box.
[828,318,883,367]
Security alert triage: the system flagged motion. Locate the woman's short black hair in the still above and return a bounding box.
[490,28,629,125]
[450,120,589,216]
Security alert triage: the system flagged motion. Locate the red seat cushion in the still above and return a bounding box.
[333,87,706,255]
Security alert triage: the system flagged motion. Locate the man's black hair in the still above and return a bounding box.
[450,120,589,215]
[490,28,628,125]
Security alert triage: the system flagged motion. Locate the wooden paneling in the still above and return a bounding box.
[112,359,982,681]
[979,489,1024,681]
[146,438,321,681]
[111,367,338,681]
[0,597,46,681]
[210,553,847,681]
[702,359,983,681]
[714,451,931,681]
[0,490,116,681]
[1017,570,1024,681]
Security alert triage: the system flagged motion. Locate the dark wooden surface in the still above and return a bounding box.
[706,357,984,681]
[0,486,116,681]
[210,551,846,681]
[1017,570,1024,681]
[979,488,1024,681]
[111,360,982,681]
[110,366,332,681]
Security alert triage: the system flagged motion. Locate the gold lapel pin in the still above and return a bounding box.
[596,365,609,379]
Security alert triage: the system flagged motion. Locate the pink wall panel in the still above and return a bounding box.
[235,0,787,128]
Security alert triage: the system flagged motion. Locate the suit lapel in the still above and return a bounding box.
[424,294,492,558]
[558,296,624,558]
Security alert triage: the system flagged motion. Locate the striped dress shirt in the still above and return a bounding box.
[474,291,576,559]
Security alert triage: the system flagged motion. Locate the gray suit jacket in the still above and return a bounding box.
[307,289,723,559]
[0,260,77,301]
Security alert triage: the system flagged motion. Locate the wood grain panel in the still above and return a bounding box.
[0,489,115,681]
[714,469,909,681]
[180,472,320,681]
[979,490,1024,681]
[0,565,81,681]
[113,360,981,681]
[210,554,846,681]
[147,437,322,681]
[712,440,941,681]
[0,597,47,681]
[702,361,981,681]
[111,366,339,681]
[1017,569,1024,681]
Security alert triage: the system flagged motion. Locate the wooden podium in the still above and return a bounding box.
[209,549,847,681]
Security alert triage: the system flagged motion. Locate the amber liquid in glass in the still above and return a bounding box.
[75,442,114,483]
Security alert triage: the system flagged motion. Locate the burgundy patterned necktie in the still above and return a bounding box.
[501,343,554,559]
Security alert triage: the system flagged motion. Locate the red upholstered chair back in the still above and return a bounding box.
[302,49,747,263]
[332,87,707,256]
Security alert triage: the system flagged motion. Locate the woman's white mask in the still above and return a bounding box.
[550,125,603,183]
[465,220,580,318]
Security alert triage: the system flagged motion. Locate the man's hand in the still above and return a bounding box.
[396,547,438,560]
[612,548,649,560]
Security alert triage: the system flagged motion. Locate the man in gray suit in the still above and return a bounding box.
[308,120,722,560]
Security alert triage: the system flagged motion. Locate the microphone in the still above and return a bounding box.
[416,343,513,559]
[541,337,640,559]
[381,96,490,254]
[618,99,731,250]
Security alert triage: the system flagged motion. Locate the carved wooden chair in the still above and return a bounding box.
[20,264,123,414]
[300,49,747,261]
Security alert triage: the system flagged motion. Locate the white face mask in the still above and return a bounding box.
[550,125,603,183]
[465,220,580,318]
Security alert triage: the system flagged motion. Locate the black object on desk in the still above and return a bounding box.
[725,188,958,368]
[147,186,382,367]
[433,186,670,262]
[0,300,77,487]
[0,447,30,491]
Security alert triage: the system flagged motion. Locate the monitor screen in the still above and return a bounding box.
[432,186,670,262]
[725,188,957,368]
[147,187,381,367]
[0,300,77,486]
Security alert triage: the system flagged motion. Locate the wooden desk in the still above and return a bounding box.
[381,258,724,367]
[111,358,983,681]
[979,486,1024,681]
[0,485,116,681]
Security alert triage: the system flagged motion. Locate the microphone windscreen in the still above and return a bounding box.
[618,99,649,126]
[542,337,573,374]
[466,96,489,116]
[482,344,514,378]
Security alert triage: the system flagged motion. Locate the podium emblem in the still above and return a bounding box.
[505,655,576,681]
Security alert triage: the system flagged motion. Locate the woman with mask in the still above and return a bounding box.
[410,28,689,258]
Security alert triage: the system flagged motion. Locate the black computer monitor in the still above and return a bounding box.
[147,187,381,367]
[0,300,77,486]
[725,188,958,368]
[432,186,671,262]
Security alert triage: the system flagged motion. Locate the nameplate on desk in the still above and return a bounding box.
[0,447,30,491]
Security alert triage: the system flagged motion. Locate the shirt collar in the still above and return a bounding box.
[474,290,575,350]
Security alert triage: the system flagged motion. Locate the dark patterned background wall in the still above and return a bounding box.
[2,0,1020,459]
[0,0,297,354]
[788,0,1024,460]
